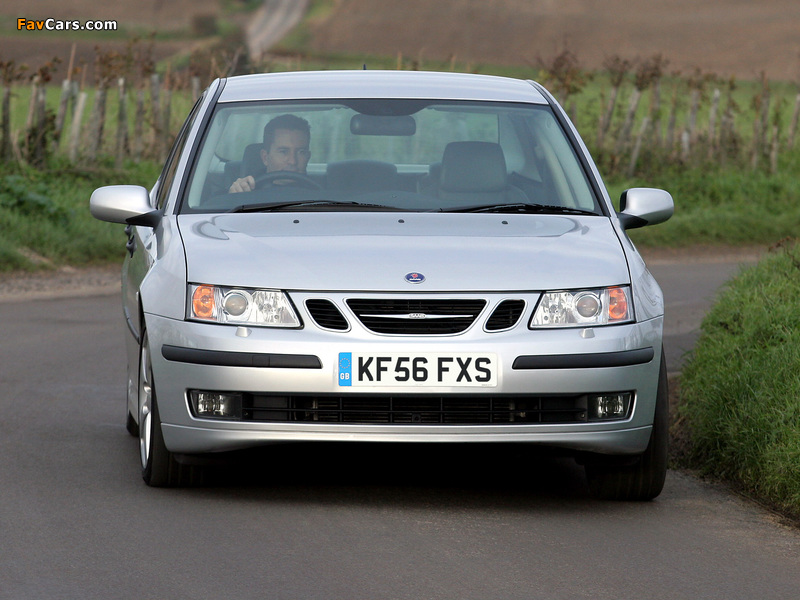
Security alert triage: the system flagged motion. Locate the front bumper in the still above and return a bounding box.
[145,312,663,456]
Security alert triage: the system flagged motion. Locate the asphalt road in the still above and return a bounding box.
[1,258,799,600]
[649,255,752,373]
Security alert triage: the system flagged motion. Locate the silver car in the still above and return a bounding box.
[91,70,673,498]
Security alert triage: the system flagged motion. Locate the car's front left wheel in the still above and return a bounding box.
[584,349,669,501]
[138,329,203,487]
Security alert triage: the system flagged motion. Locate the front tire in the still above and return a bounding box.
[585,349,669,501]
[138,330,203,487]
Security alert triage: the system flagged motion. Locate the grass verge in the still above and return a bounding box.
[677,239,800,521]
[0,158,161,272]
[610,158,800,248]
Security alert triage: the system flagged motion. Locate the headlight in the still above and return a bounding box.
[188,284,301,328]
[530,286,633,328]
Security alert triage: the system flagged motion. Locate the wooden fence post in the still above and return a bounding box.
[150,73,161,160]
[750,116,761,170]
[614,88,642,155]
[161,72,172,161]
[707,88,720,160]
[67,90,87,163]
[1,85,11,161]
[759,77,771,152]
[597,84,620,148]
[686,87,700,145]
[770,124,780,174]
[133,87,145,160]
[627,116,650,177]
[31,85,47,166]
[788,93,800,149]
[116,77,128,167]
[54,43,76,146]
[23,75,40,158]
[649,79,662,147]
[54,79,72,146]
[87,86,107,161]
[680,130,691,162]
[665,86,679,155]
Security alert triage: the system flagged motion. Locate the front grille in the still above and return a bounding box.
[485,300,526,331]
[243,393,589,424]
[306,299,349,330]
[346,298,486,334]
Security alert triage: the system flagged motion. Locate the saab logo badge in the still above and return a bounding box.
[404,272,425,284]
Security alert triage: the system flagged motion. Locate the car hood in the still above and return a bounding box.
[177,213,629,292]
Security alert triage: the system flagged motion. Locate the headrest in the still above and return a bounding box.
[439,142,508,193]
[241,143,267,178]
[326,160,398,191]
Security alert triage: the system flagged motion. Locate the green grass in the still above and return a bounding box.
[0,159,161,272]
[609,158,800,247]
[679,240,800,519]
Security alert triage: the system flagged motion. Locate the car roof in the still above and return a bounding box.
[217,70,549,105]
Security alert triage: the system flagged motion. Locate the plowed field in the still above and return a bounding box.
[2,0,799,81]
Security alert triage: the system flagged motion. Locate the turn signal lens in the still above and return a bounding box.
[192,285,216,320]
[608,287,629,321]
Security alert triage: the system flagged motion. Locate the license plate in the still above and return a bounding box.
[337,352,497,387]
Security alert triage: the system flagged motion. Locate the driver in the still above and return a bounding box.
[229,114,311,193]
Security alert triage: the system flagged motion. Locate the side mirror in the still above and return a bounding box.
[617,188,674,230]
[90,185,161,227]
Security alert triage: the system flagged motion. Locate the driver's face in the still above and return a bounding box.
[261,128,311,173]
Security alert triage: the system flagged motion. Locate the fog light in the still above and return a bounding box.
[589,393,632,420]
[190,390,243,419]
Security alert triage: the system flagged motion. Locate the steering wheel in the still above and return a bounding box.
[252,171,321,190]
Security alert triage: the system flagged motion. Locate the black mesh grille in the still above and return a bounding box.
[305,299,349,330]
[346,298,486,334]
[243,393,589,424]
[485,300,526,331]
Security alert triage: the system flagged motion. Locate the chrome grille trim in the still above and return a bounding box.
[346,298,486,334]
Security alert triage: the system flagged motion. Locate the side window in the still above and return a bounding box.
[155,95,205,210]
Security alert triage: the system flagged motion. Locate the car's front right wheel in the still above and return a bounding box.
[584,349,669,501]
[138,329,203,487]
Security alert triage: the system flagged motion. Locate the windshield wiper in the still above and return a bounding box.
[229,200,401,213]
[439,202,599,216]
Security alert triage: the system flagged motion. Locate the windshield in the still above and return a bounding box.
[181,99,601,215]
